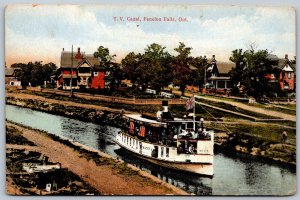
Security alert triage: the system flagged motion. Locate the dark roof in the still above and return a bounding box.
[60,51,100,68]
[5,68,20,77]
[278,58,296,72]
[267,54,279,61]
[216,62,235,74]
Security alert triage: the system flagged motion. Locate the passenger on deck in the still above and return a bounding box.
[186,130,193,138]
[203,129,211,140]
[177,144,184,154]
[188,144,195,154]
[194,131,199,139]
[135,127,139,136]
[178,130,186,138]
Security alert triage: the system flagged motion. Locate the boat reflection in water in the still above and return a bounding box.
[113,148,212,195]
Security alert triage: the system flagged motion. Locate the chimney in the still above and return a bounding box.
[75,47,82,60]
[62,48,64,51]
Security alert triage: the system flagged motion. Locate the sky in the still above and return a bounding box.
[5,4,296,67]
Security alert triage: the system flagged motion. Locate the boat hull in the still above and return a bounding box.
[115,139,214,177]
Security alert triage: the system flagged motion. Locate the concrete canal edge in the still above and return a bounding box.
[6,121,189,195]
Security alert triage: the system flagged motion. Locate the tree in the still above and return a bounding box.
[229,45,274,98]
[229,49,247,94]
[172,42,193,95]
[189,56,209,89]
[14,62,57,88]
[13,63,29,88]
[93,46,116,71]
[137,43,173,92]
[121,52,142,86]
[108,62,124,91]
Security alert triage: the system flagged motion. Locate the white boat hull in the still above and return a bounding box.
[115,133,214,176]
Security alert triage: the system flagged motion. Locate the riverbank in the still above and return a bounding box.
[6,121,188,195]
[6,91,296,165]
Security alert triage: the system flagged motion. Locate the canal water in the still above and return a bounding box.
[6,105,296,195]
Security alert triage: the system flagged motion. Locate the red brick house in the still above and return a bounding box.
[279,55,295,91]
[266,54,295,92]
[57,48,106,90]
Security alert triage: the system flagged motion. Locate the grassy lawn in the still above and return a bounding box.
[208,121,296,143]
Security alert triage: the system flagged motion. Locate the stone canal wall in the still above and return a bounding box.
[6,95,125,128]
[6,95,296,166]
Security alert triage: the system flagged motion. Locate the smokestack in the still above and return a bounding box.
[78,47,80,53]
[162,100,168,112]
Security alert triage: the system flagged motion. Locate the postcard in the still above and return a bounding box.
[5,4,296,196]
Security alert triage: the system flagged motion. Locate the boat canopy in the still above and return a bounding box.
[124,114,167,127]
[167,118,202,123]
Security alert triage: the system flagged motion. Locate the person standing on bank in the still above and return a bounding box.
[281,131,288,143]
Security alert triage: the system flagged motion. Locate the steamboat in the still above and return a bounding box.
[115,100,214,176]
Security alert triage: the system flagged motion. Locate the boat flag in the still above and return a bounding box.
[186,96,195,110]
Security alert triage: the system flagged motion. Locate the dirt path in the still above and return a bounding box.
[6,122,188,195]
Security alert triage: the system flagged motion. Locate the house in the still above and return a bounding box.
[206,55,234,92]
[266,54,296,92]
[5,67,21,86]
[56,48,106,90]
[279,55,295,91]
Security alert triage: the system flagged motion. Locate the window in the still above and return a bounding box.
[161,147,164,157]
[288,72,291,79]
[217,80,225,88]
[187,123,193,129]
[226,81,231,88]
[166,148,169,157]
[94,71,98,76]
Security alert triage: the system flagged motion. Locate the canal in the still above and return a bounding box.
[6,104,296,195]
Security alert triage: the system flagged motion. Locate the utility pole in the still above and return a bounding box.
[193,93,196,131]
[70,45,73,97]
[203,55,207,94]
